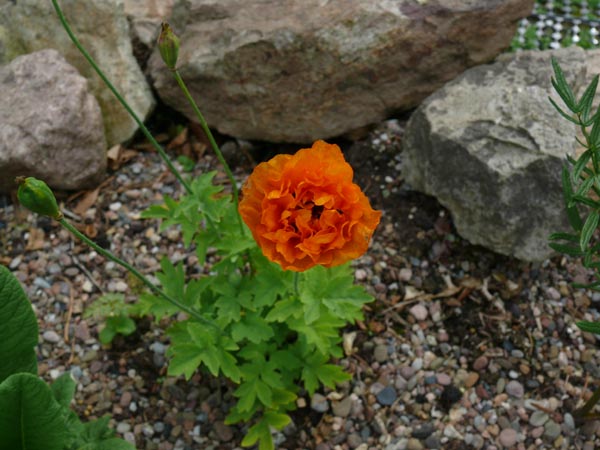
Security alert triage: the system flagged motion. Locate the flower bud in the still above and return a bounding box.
[16,177,63,220]
[157,22,180,70]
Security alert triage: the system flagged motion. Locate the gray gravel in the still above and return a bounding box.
[2,119,600,449]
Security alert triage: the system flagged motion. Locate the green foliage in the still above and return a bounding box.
[550,57,600,305]
[511,1,600,51]
[84,294,137,344]
[0,266,133,450]
[137,182,375,448]
[576,321,600,334]
[0,265,38,383]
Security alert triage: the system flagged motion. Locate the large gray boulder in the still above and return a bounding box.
[402,48,595,261]
[124,0,175,49]
[148,0,533,143]
[0,0,155,147]
[0,49,106,193]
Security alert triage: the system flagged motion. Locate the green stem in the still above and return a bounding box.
[51,0,192,195]
[59,218,219,331]
[576,385,600,419]
[579,113,599,174]
[171,69,246,235]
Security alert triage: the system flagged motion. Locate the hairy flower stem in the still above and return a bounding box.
[51,0,192,195]
[170,70,246,236]
[59,218,220,331]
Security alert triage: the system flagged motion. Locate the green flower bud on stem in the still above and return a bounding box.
[158,22,180,70]
[16,176,63,220]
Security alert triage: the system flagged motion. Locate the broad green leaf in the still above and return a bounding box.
[0,265,38,383]
[580,210,599,251]
[50,373,76,409]
[0,373,70,450]
[77,438,135,450]
[576,321,600,334]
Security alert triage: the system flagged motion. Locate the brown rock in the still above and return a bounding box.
[473,355,489,371]
[149,0,532,143]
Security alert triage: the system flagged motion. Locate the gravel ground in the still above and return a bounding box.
[2,118,600,450]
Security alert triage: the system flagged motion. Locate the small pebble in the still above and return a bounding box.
[43,330,61,343]
[376,386,397,405]
[332,396,353,417]
[498,428,517,448]
[409,304,428,321]
[311,393,329,413]
[505,380,524,398]
[529,410,549,427]
[473,355,489,371]
[543,420,561,440]
[436,373,452,386]
[373,344,389,362]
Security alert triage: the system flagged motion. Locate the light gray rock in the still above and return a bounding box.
[0,0,154,146]
[402,48,596,261]
[0,49,106,192]
[124,0,175,48]
[148,0,532,143]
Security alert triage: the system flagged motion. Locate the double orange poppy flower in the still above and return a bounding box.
[239,140,381,271]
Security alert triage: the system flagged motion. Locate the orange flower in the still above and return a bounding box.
[239,140,381,271]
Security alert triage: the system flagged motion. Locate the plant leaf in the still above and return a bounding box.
[0,265,38,383]
[576,321,600,334]
[580,210,599,251]
[50,373,76,410]
[0,373,70,449]
[548,242,584,256]
[578,74,599,121]
[551,57,577,111]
